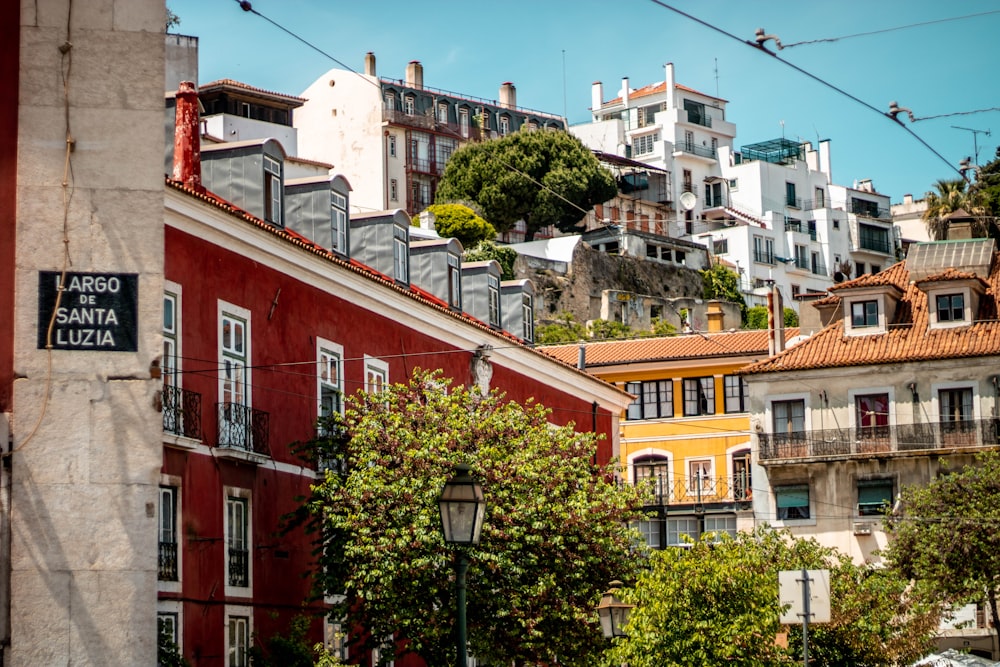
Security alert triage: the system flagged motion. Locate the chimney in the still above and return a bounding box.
[767,284,785,356]
[499,82,516,110]
[664,63,675,109]
[621,76,630,108]
[818,139,832,180]
[577,345,586,370]
[903,193,913,205]
[364,51,376,77]
[406,60,423,90]
[172,80,202,191]
[591,81,604,114]
[706,301,724,332]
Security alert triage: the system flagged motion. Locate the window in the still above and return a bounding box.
[666,517,699,547]
[393,225,408,283]
[241,102,251,118]
[723,375,748,413]
[682,169,693,193]
[633,132,659,155]
[331,191,348,254]
[729,178,739,191]
[634,457,669,501]
[753,235,774,264]
[814,187,825,208]
[318,345,344,420]
[773,399,805,435]
[705,181,723,207]
[365,356,389,394]
[626,380,673,420]
[683,131,695,153]
[732,449,752,501]
[858,479,893,516]
[855,393,889,438]
[683,99,707,125]
[703,515,737,540]
[791,284,801,296]
[388,134,396,157]
[481,110,490,130]
[159,487,178,582]
[263,155,282,226]
[634,519,661,549]
[447,254,461,309]
[775,485,810,520]
[325,615,350,662]
[158,612,179,652]
[940,387,973,425]
[855,262,866,276]
[227,613,250,667]
[163,292,178,387]
[785,182,797,207]
[499,115,510,136]
[487,275,500,328]
[389,178,398,202]
[383,91,395,110]
[219,305,251,449]
[859,223,891,254]
[683,377,715,416]
[459,108,470,137]
[937,293,965,323]
[811,251,823,275]
[687,459,714,495]
[437,102,448,123]
[833,217,840,229]
[226,496,249,589]
[711,137,718,157]
[521,293,534,343]
[403,95,414,115]
[870,264,881,274]
[851,300,879,328]
[794,245,808,270]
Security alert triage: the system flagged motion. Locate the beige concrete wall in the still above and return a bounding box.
[13,0,165,664]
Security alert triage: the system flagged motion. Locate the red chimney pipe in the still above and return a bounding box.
[172,81,202,191]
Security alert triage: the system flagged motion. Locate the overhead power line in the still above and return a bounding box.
[780,9,1000,48]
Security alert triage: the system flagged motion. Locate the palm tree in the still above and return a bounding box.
[922,178,989,240]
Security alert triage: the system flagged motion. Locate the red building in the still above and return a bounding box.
[161,86,629,665]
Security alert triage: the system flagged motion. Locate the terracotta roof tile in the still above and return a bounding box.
[743,257,1000,375]
[198,78,307,105]
[540,328,799,367]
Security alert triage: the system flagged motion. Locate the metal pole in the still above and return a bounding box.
[456,552,469,667]
[801,568,810,667]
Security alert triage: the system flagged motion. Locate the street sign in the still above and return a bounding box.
[37,271,139,352]
[778,569,830,624]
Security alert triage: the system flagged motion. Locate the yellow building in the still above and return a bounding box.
[541,324,797,548]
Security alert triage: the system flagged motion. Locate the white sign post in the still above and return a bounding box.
[779,569,830,666]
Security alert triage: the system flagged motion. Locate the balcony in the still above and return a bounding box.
[685,110,713,128]
[753,250,775,265]
[850,200,891,220]
[759,419,1000,462]
[635,476,753,507]
[674,142,717,159]
[158,541,178,581]
[216,403,270,458]
[162,385,202,439]
[228,548,249,587]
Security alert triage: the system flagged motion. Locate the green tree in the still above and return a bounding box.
[922,178,988,240]
[744,305,797,330]
[250,615,332,667]
[165,6,180,31]
[425,203,496,249]
[435,130,617,242]
[304,369,645,666]
[462,239,518,281]
[157,617,189,667]
[885,451,1000,646]
[588,319,634,341]
[701,263,747,323]
[536,311,588,344]
[649,316,678,337]
[612,527,939,667]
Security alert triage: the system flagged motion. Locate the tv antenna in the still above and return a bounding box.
[951,125,991,165]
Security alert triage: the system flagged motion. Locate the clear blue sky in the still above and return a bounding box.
[171,0,1000,204]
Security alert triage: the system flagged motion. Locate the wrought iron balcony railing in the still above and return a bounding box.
[676,142,717,159]
[158,541,178,581]
[216,403,270,457]
[759,418,1000,461]
[228,548,249,587]
[633,476,753,506]
[753,250,775,265]
[162,384,202,439]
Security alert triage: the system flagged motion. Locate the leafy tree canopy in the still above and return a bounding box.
[885,451,1000,642]
[701,263,747,323]
[463,240,517,280]
[425,203,496,249]
[921,178,991,240]
[435,130,617,241]
[745,305,798,330]
[303,369,645,666]
[611,527,940,667]
[538,314,677,345]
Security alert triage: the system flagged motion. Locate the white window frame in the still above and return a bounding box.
[686,457,715,495]
[459,108,470,137]
[158,474,182,593]
[723,374,748,413]
[843,294,887,336]
[224,486,252,598]
[437,102,448,123]
[218,302,252,449]
[499,115,510,136]
[773,484,814,525]
[263,154,282,226]
[225,605,253,667]
[317,338,345,421]
[163,281,182,387]
[393,225,409,284]
[632,131,659,156]
[447,254,462,309]
[931,381,979,423]
[331,190,348,254]
[364,356,389,394]
[404,95,415,115]
[487,274,500,328]
[765,392,812,434]
[157,600,183,657]
[388,134,397,158]
[629,453,672,500]
[666,516,699,548]
[389,178,398,202]
[521,293,534,343]
[928,286,972,329]
[847,385,896,429]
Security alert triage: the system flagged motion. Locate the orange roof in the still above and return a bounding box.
[604,80,727,106]
[199,78,307,105]
[742,258,1000,375]
[540,328,797,367]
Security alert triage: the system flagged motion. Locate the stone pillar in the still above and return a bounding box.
[12,0,164,664]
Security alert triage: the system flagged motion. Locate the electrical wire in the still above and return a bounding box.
[780,10,1000,49]
[915,106,1000,122]
[643,0,963,180]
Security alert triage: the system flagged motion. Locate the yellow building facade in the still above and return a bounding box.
[542,326,796,548]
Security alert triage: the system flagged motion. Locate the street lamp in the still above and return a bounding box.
[596,580,634,639]
[439,464,486,667]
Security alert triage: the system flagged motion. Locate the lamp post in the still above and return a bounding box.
[595,580,634,639]
[439,464,486,667]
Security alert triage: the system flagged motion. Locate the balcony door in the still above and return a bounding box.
[220,311,249,449]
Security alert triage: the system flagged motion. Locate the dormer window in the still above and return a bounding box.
[851,300,878,328]
[936,293,965,323]
[521,294,534,343]
[404,96,415,116]
[487,275,500,328]
[447,254,461,310]
[331,191,347,255]
[263,155,282,227]
[393,225,408,284]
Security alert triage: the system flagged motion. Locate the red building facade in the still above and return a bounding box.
[161,105,628,664]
